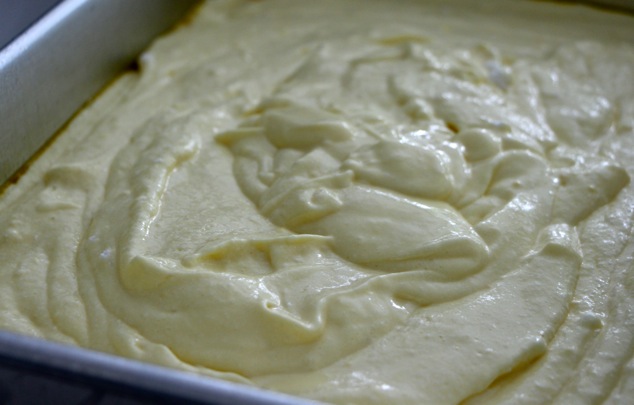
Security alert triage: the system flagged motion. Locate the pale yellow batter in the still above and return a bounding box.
[1,1,633,403]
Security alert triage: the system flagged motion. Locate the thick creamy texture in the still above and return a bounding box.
[1,0,634,403]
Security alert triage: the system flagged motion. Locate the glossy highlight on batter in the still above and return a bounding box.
[1,1,633,404]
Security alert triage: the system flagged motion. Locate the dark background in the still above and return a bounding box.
[0,0,61,49]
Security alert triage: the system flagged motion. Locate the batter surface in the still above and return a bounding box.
[1,1,634,403]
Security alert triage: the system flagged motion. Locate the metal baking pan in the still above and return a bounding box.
[0,1,632,404]
[0,0,200,186]
[0,331,312,405]
[0,1,315,403]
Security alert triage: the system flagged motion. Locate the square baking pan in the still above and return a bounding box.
[0,1,631,404]
[0,1,316,403]
[0,0,198,186]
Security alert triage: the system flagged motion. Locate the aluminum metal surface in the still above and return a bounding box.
[0,1,317,403]
[0,0,198,185]
[0,331,317,405]
[0,0,632,404]
[0,0,61,50]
